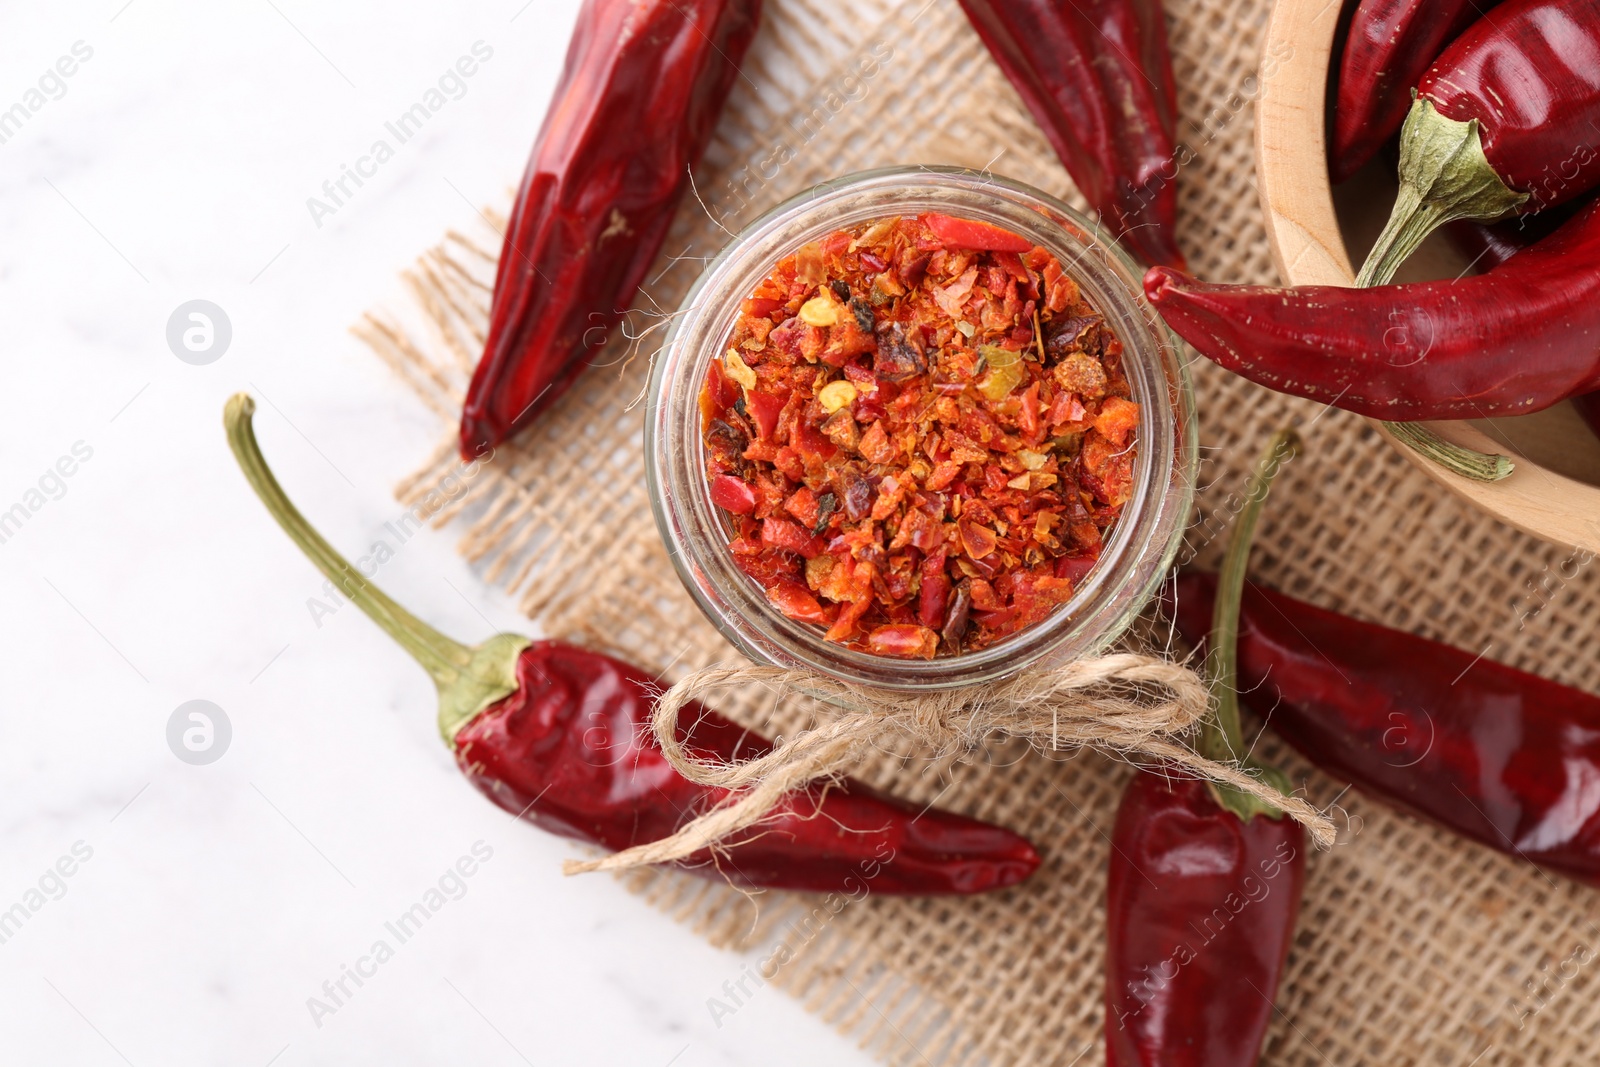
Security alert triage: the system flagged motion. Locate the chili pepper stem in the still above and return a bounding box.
[1349,96,1519,484]
[1198,427,1300,820]
[223,393,529,747]
[1384,421,1513,481]
[1356,98,1529,287]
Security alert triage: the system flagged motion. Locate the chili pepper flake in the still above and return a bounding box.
[700,213,1139,659]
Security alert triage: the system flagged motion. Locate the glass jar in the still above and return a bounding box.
[645,166,1196,691]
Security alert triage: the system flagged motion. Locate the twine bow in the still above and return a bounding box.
[563,653,1336,879]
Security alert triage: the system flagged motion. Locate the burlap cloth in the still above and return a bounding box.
[356,0,1600,1061]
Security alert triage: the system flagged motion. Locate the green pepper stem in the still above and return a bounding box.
[1354,182,1449,288]
[1349,97,1519,483]
[1384,421,1513,482]
[224,393,527,745]
[1355,97,1528,288]
[1200,428,1300,820]
[1202,428,1297,760]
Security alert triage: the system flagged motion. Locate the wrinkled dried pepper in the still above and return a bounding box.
[459,0,761,459]
[701,213,1140,658]
[1443,203,1600,440]
[1331,0,1499,183]
[956,0,1186,269]
[1172,571,1600,888]
[1358,0,1600,285]
[227,394,1040,895]
[1106,431,1305,1067]
[1144,197,1600,421]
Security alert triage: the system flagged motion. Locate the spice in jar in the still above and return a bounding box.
[699,212,1139,660]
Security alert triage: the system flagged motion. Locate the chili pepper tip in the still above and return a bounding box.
[1141,265,1184,305]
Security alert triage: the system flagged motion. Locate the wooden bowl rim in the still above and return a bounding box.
[1254,0,1600,553]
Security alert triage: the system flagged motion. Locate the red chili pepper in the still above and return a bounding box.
[1106,773,1305,1067]
[459,640,1034,891]
[956,0,1186,269]
[1105,430,1305,1067]
[225,394,1039,895]
[1443,207,1600,440]
[1446,208,1600,435]
[1171,570,1600,887]
[709,473,757,515]
[1330,0,1496,183]
[1358,0,1600,285]
[458,0,761,459]
[1143,196,1600,420]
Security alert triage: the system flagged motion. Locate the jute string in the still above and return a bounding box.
[563,655,1337,878]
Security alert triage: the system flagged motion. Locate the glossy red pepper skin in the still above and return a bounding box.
[1419,0,1600,210]
[459,0,761,459]
[1173,572,1600,886]
[1331,0,1494,183]
[956,0,1185,269]
[1105,770,1304,1067]
[455,640,1042,894]
[1143,197,1600,420]
[1522,201,1600,436]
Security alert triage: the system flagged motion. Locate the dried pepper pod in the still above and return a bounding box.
[1107,775,1305,1066]
[1443,202,1600,442]
[1143,196,1600,423]
[1331,0,1498,183]
[225,395,1039,895]
[956,0,1186,269]
[1105,430,1305,1067]
[1357,0,1600,285]
[459,0,761,459]
[1172,572,1600,888]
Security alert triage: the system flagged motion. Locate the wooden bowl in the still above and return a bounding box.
[1255,0,1600,552]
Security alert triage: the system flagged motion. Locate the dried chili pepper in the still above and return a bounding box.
[1330,0,1498,183]
[1443,205,1600,441]
[225,395,1039,894]
[1172,571,1600,887]
[1107,776,1305,1065]
[1445,209,1600,442]
[956,0,1185,269]
[1106,430,1305,1067]
[458,0,761,459]
[702,214,1139,658]
[1143,196,1600,421]
[1357,0,1600,285]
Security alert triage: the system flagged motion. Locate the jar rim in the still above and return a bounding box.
[645,166,1196,691]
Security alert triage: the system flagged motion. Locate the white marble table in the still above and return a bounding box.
[0,3,878,1063]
